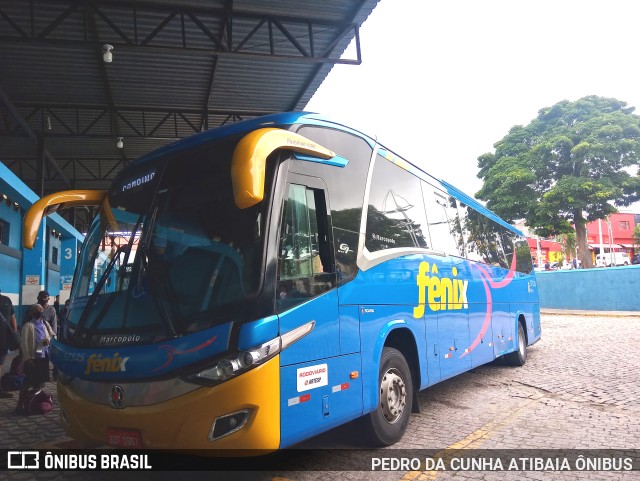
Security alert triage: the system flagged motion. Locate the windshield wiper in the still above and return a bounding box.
[72,213,145,344]
[133,243,179,337]
[72,243,130,343]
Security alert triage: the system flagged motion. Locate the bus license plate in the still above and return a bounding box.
[106,428,142,448]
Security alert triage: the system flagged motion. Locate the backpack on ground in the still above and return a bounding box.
[25,389,54,415]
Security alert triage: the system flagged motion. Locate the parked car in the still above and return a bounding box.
[595,252,630,267]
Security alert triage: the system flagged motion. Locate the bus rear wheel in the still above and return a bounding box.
[505,322,527,366]
[361,347,413,446]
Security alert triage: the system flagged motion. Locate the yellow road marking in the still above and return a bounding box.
[400,396,540,481]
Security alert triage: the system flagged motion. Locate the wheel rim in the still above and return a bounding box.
[380,368,406,424]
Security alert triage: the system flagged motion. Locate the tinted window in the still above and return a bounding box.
[279,184,322,279]
[366,154,428,252]
[421,183,464,256]
[277,182,335,312]
[0,218,8,245]
[294,126,372,281]
[514,238,534,273]
[457,203,533,273]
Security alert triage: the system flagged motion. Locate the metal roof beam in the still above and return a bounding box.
[291,0,368,110]
[0,2,361,65]
[200,55,219,131]
[1,104,272,138]
[0,85,71,186]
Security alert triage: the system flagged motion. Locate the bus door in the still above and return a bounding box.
[437,311,471,380]
[492,304,514,357]
[435,262,472,380]
[276,174,362,447]
[468,306,495,368]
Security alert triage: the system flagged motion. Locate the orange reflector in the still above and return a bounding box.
[349,371,359,379]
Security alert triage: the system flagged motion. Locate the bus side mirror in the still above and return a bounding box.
[230,128,336,209]
[22,190,110,249]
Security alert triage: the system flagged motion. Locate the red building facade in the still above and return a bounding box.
[526,237,563,267]
[585,212,638,257]
[520,212,639,268]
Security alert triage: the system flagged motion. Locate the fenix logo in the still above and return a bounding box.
[413,262,468,318]
[85,352,129,375]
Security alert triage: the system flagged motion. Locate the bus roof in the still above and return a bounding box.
[132,111,522,237]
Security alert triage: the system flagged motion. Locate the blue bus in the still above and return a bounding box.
[23,112,541,450]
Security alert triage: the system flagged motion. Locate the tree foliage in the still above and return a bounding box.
[476,96,640,267]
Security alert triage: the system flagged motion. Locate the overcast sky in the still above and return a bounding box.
[306,0,640,212]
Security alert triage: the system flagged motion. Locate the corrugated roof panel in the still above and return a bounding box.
[107,51,212,109]
[0,0,380,195]
[210,57,317,111]
[0,45,105,105]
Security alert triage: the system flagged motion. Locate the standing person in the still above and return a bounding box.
[0,290,18,399]
[0,289,17,332]
[15,304,55,414]
[53,295,60,318]
[59,299,70,328]
[36,291,57,337]
[36,290,58,380]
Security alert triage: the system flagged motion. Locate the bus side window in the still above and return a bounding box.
[294,125,372,284]
[277,183,335,311]
[422,184,466,257]
[365,154,429,252]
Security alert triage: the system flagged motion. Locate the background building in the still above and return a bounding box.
[0,162,84,321]
[585,213,637,259]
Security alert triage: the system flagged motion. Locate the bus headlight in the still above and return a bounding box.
[187,320,315,385]
[189,337,281,384]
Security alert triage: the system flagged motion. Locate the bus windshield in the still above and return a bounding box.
[67,140,272,345]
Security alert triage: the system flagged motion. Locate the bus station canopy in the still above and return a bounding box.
[0,0,378,230]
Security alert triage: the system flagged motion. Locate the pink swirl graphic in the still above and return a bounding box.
[152,335,218,371]
[460,249,518,358]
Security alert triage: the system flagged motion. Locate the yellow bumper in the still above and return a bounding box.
[58,356,280,450]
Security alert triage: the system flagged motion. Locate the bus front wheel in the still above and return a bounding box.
[362,347,413,446]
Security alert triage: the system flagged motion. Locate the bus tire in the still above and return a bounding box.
[362,347,413,446]
[505,322,527,366]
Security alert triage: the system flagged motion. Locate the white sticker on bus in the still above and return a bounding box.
[296,363,328,392]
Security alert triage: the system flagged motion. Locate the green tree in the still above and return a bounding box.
[555,232,577,265]
[477,96,640,268]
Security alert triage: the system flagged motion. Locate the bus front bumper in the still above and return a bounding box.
[57,355,281,451]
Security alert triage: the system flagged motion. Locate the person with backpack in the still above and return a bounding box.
[15,304,55,415]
